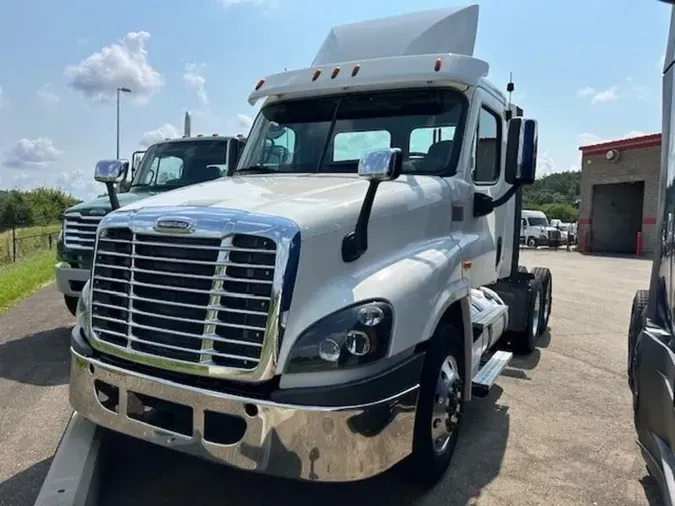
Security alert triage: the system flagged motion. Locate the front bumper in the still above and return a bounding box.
[69,333,420,482]
[54,262,89,297]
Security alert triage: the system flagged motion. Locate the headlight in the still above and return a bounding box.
[76,279,92,332]
[285,301,394,374]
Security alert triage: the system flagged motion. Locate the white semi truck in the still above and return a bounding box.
[37,5,553,502]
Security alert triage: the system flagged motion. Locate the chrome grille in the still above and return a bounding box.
[64,213,104,250]
[90,228,277,371]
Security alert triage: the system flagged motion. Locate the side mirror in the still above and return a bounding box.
[357,148,403,182]
[95,159,129,183]
[505,118,538,185]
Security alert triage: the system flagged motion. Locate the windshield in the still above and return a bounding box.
[236,88,466,176]
[130,140,229,191]
[528,217,549,227]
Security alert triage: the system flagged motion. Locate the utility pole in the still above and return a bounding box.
[116,87,132,158]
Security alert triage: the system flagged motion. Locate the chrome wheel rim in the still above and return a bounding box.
[431,355,462,454]
[532,290,541,338]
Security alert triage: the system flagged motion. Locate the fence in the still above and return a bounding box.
[0,223,60,264]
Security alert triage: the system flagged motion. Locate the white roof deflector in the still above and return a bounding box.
[312,4,480,66]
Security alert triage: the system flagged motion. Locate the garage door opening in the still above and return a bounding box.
[591,182,644,254]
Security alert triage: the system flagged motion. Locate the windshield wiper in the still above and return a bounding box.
[234,165,278,175]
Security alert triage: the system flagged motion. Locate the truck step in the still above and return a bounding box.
[471,350,513,398]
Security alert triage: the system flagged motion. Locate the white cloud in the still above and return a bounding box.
[37,84,60,105]
[577,133,605,146]
[577,87,595,98]
[536,151,579,177]
[3,138,63,169]
[0,86,6,108]
[140,123,180,147]
[590,86,618,104]
[577,85,620,104]
[64,31,164,104]
[54,170,101,199]
[183,63,208,105]
[236,114,253,131]
[3,169,100,200]
[577,130,652,149]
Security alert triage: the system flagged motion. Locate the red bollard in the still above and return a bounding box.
[636,231,642,257]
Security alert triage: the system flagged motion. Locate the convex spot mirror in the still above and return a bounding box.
[357,147,403,182]
[505,118,538,185]
[95,159,129,183]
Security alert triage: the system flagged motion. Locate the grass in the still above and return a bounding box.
[0,249,56,315]
[0,223,60,264]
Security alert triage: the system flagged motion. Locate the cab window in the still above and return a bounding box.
[472,106,502,185]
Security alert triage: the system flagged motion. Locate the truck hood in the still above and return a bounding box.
[65,191,159,215]
[114,174,451,239]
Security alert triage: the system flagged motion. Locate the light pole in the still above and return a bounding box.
[116,87,131,159]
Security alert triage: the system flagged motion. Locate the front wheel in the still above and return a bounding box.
[526,236,537,248]
[64,295,79,316]
[403,322,464,487]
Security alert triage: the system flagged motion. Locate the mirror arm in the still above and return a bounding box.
[472,183,520,218]
[105,182,120,211]
[342,180,381,263]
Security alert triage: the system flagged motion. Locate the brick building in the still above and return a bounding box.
[578,133,661,256]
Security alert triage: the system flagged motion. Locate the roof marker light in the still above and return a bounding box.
[331,67,340,79]
[351,64,360,77]
[312,69,322,81]
[255,79,265,91]
[434,58,442,72]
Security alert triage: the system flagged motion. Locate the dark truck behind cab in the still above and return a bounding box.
[55,135,246,315]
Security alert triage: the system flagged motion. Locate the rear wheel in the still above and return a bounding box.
[64,295,79,316]
[628,289,649,392]
[512,277,542,354]
[404,322,464,487]
[531,267,552,335]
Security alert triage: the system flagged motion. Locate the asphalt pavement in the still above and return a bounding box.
[0,251,665,505]
[0,284,74,506]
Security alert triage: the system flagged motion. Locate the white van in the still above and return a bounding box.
[521,210,563,248]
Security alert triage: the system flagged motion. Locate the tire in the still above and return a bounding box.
[526,236,537,248]
[64,295,79,316]
[628,289,649,392]
[530,267,552,335]
[403,322,464,487]
[512,277,542,354]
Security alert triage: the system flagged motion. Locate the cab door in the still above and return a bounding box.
[465,87,511,287]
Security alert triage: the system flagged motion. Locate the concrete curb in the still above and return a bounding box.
[34,412,103,506]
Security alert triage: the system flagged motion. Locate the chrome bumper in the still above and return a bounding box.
[69,347,419,482]
[54,263,89,297]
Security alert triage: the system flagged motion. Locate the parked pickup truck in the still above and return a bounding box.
[55,129,246,315]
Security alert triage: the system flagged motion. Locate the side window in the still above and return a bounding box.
[139,156,183,185]
[156,156,183,184]
[333,131,390,162]
[473,107,502,185]
[409,126,456,158]
[263,127,296,166]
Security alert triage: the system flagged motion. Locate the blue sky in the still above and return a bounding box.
[0,0,669,198]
